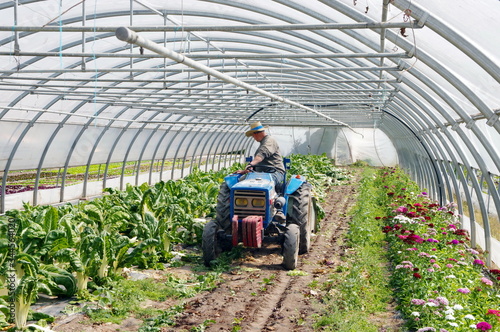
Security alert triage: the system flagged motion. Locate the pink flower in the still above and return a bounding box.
[446,264,454,268]
[481,278,493,286]
[396,206,408,213]
[473,259,485,266]
[476,322,492,330]
[487,309,500,317]
[411,299,426,305]
[457,288,470,294]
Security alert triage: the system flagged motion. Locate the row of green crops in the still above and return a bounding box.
[313,167,398,331]
[0,165,240,330]
[0,154,349,330]
[373,167,500,331]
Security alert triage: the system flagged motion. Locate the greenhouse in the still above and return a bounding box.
[1,0,499,331]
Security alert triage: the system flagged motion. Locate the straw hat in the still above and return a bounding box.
[245,121,268,137]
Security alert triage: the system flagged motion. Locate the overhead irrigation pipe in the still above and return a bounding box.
[115,27,354,130]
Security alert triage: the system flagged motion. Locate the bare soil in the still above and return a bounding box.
[47,169,405,332]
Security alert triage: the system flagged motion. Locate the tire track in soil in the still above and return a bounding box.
[173,171,361,332]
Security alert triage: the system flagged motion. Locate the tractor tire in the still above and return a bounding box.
[202,220,220,266]
[282,223,299,270]
[215,182,231,231]
[287,182,315,254]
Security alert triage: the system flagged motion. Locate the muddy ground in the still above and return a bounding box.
[46,170,404,332]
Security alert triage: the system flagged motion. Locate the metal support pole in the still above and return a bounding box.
[115,27,353,130]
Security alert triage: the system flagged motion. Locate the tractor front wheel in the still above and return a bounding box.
[282,223,299,270]
[202,220,220,266]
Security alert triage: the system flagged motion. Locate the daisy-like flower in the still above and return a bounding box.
[476,322,492,330]
[411,299,426,305]
[464,314,475,320]
[444,308,455,315]
[436,297,449,306]
[473,259,485,266]
[481,278,493,286]
[487,309,500,317]
[453,304,463,310]
[457,288,471,294]
[412,311,421,317]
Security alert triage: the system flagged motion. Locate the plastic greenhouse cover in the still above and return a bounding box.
[0,0,498,173]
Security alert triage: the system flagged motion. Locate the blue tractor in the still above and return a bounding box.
[202,158,316,270]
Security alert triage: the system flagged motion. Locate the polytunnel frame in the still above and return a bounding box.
[0,0,498,265]
[386,88,498,265]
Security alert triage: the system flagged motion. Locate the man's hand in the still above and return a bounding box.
[245,163,254,172]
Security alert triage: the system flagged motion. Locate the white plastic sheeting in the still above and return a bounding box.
[0,0,499,266]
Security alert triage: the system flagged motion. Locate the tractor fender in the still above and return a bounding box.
[285,174,306,195]
[224,173,242,188]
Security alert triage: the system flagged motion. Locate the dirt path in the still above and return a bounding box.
[51,170,392,332]
[173,175,359,332]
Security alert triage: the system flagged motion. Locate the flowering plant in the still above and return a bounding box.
[375,167,500,331]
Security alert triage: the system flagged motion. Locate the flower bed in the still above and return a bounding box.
[375,167,500,331]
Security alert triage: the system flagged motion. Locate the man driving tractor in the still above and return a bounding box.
[236,121,285,193]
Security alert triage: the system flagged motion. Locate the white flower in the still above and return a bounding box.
[444,275,456,279]
[448,322,458,327]
[470,324,477,328]
[464,314,475,320]
[453,304,463,310]
[445,314,455,320]
[425,302,438,307]
[411,312,420,317]
[444,308,454,315]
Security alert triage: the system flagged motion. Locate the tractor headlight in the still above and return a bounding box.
[252,198,265,207]
[235,198,248,206]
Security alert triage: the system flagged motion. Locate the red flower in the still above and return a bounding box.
[382,226,392,233]
[413,272,422,279]
[454,229,468,236]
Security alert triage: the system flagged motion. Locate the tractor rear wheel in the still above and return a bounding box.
[287,183,315,254]
[202,220,220,266]
[282,223,299,270]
